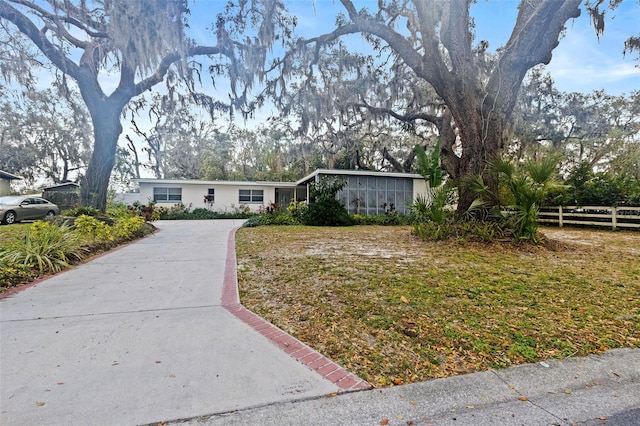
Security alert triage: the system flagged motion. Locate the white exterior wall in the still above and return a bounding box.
[138,181,279,213]
[113,192,141,206]
[412,178,428,200]
[0,179,10,196]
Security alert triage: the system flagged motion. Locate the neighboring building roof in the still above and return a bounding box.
[135,178,300,188]
[0,170,23,180]
[41,182,80,191]
[296,169,424,185]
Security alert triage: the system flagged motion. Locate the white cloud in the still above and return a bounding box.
[544,7,640,95]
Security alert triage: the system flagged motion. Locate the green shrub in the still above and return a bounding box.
[158,204,253,220]
[0,256,35,288]
[287,200,308,218]
[459,221,507,242]
[113,215,147,240]
[350,214,409,226]
[242,216,262,228]
[74,215,115,243]
[241,211,300,228]
[1,222,85,274]
[62,206,103,217]
[549,161,640,207]
[189,208,218,219]
[468,156,564,243]
[106,202,137,219]
[301,198,352,226]
[412,220,453,241]
[300,176,352,226]
[129,201,161,221]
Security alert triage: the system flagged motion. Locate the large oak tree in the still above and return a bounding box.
[278,0,617,213]
[0,0,287,210]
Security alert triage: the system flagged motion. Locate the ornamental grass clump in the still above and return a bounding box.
[1,222,85,274]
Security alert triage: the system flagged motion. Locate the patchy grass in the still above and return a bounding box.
[236,226,640,387]
[0,224,31,245]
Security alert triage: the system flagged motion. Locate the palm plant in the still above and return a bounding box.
[468,156,564,242]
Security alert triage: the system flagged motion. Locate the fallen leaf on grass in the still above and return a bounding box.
[400,296,409,304]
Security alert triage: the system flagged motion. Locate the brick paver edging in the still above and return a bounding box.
[221,226,371,393]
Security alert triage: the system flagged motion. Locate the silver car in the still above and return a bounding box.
[0,196,60,225]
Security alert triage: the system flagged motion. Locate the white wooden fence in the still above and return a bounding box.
[538,206,640,230]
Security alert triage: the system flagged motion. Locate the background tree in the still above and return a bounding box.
[128,93,222,180]
[0,87,91,185]
[272,43,448,174]
[0,0,290,210]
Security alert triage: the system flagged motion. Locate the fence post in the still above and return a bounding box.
[612,207,617,231]
[558,206,563,228]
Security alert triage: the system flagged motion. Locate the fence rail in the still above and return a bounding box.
[538,206,640,230]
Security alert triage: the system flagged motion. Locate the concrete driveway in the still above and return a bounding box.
[0,220,363,425]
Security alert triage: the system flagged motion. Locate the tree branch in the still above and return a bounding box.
[354,102,442,126]
[0,0,81,79]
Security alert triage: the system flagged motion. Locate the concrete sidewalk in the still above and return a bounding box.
[0,220,362,426]
[2,220,639,425]
[179,348,640,426]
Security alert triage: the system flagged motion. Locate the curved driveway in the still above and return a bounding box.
[0,220,364,425]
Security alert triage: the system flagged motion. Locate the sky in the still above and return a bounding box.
[186,0,640,97]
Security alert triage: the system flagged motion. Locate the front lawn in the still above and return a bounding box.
[236,226,640,387]
[0,223,31,245]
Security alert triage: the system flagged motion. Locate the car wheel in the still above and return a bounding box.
[3,211,17,225]
[46,210,56,217]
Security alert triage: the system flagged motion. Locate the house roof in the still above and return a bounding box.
[135,169,425,188]
[134,178,300,188]
[0,170,23,180]
[41,182,80,191]
[296,169,424,185]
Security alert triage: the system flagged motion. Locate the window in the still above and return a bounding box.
[239,189,264,203]
[205,188,215,203]
[153,187,182,202]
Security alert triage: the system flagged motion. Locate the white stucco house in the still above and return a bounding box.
[136,169,427,215]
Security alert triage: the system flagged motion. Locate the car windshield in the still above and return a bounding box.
[0,196,24,205]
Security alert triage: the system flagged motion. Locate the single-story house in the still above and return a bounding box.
[0,170,23,196]
[136,169,427,215]
[135,178,306,213]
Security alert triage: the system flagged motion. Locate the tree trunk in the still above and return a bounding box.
[80,100,124,211]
